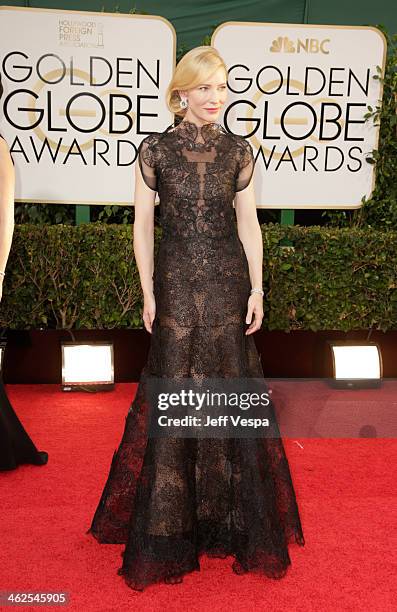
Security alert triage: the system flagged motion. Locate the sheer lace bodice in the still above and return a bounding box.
[137,119,256,240]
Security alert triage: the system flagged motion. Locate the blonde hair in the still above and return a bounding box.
[166,46,227,117]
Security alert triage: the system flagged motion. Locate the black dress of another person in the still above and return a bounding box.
[86,119,305,590]
[0,132,48,471]
[0,373,48,470]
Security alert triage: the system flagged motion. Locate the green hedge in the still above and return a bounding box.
[1,223,396,331]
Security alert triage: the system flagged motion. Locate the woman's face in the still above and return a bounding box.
[179,67,228,125]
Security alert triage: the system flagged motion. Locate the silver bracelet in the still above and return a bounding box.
[250,287,264,297]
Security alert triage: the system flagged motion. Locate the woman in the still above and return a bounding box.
[0,74,48,470]
[87,46,304,590]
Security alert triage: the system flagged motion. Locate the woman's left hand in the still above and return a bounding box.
[245,293,264,335]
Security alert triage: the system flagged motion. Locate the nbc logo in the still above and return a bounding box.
[270,36,330,54]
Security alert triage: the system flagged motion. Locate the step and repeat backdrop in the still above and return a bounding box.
[0,6,387,208]
[0,7,175,205]
[213,22,387,208]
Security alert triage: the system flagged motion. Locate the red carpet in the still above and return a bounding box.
[0,382,395,611]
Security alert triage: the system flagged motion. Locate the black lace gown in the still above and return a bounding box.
[87,120,305,590]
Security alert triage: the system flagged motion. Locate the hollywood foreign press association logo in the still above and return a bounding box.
[58,19,104,48]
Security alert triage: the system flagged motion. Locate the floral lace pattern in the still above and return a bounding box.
[87,120,305,591]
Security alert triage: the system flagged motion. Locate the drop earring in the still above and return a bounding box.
[180,97,188,109]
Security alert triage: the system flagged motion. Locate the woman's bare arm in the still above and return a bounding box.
[133,155,156,332]
[0,137,15,300]
[234,179,263,289]
[234,179,264,334]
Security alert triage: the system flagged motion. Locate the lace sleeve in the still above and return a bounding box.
[137,134,158,192]
[235,138,255,192]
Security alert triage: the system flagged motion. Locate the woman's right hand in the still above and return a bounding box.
[142,292,156,334]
